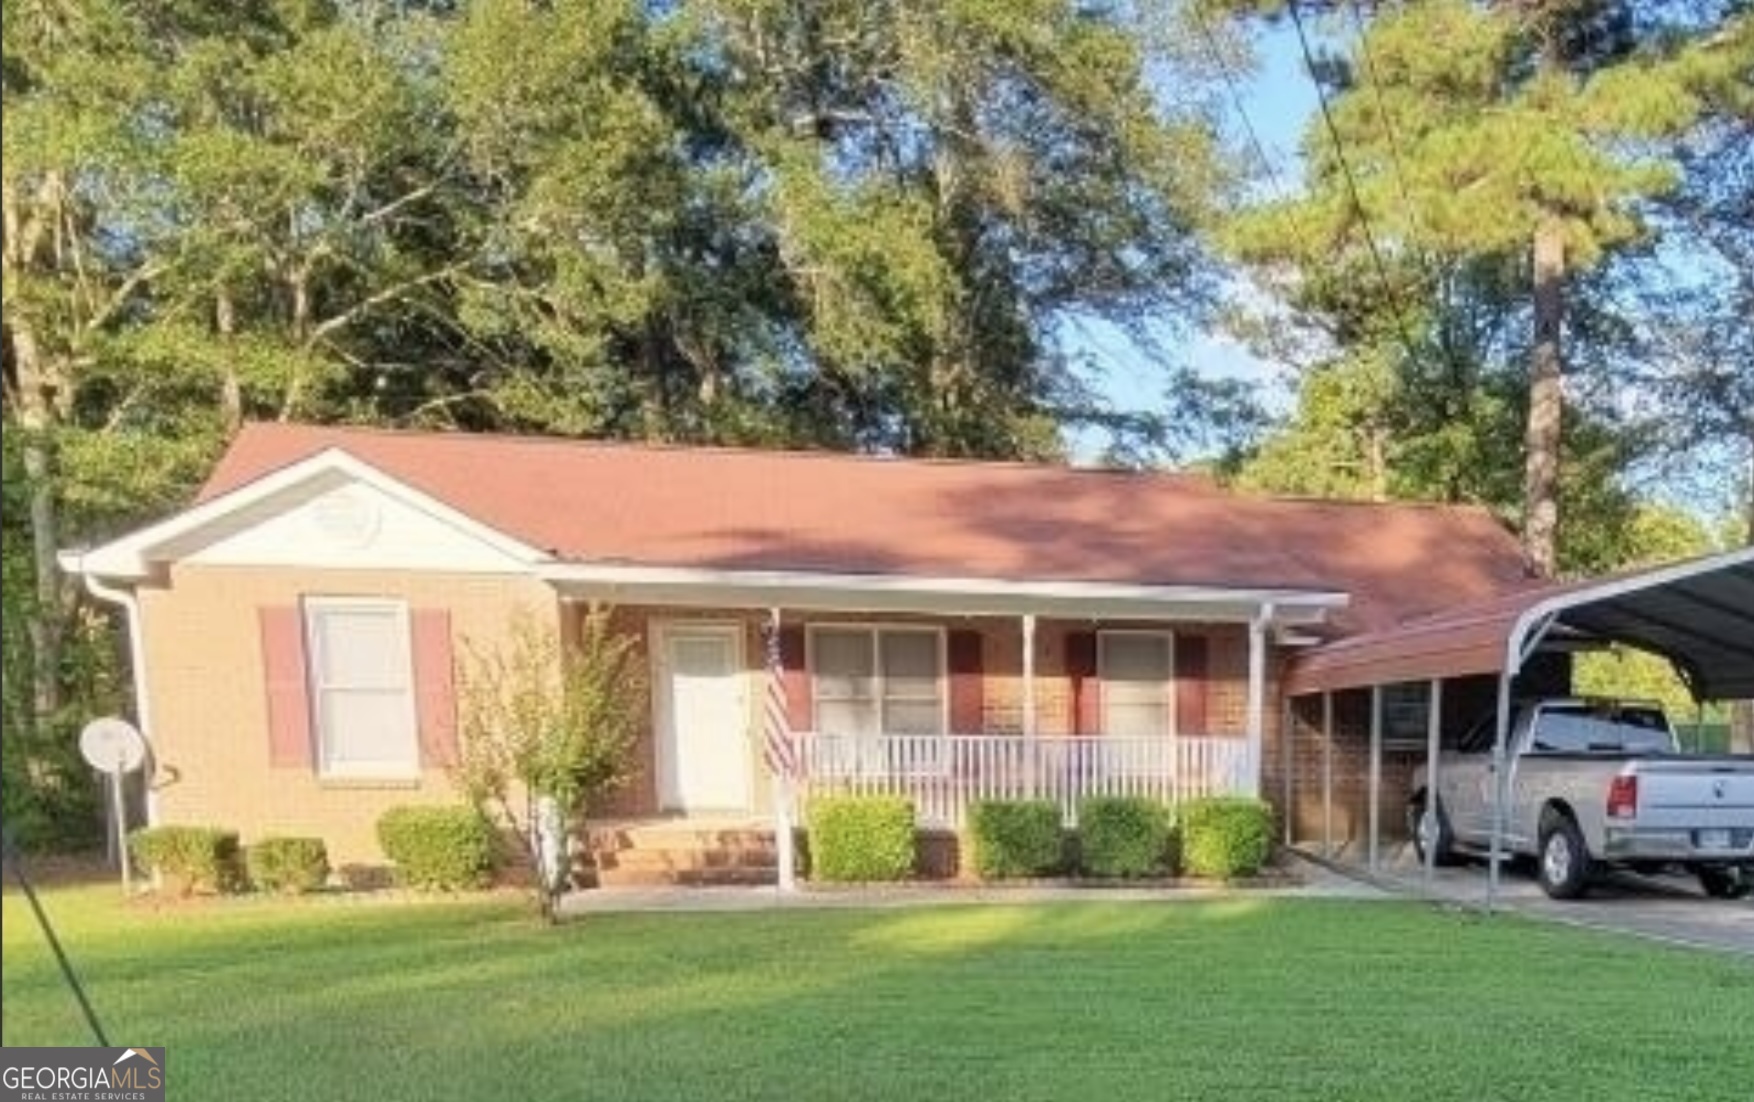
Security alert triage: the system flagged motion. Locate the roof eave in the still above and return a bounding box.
[542,562,1349,623]
[60,448,551,582]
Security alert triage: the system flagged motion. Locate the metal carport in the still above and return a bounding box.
[1283,546,1754,909]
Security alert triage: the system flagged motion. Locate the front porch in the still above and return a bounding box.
[795,731,1250,830]
[582,731,1251,886]
[554,567,1348,881]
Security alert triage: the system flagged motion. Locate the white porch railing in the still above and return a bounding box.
[793,733,1250,830]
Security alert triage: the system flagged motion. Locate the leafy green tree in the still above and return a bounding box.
[442,0,1230,457]
[453,606,644,916]
[1221,0,1736,575]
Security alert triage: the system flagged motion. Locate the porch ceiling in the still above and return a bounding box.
[543,563,1348,624]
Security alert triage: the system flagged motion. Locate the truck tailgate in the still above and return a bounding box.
[1635,758,1754,829]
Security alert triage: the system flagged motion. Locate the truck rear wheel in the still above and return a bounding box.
[1408,795,1458,867]
[1696,866,1751,900]
[1537,814,1593,900]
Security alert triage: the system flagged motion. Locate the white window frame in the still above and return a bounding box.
[302,596,420,779]
[1097,629,1177,738]
[806,624,947,772]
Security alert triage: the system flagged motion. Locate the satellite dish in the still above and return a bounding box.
[79,717,147,774]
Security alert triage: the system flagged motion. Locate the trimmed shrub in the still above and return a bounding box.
[247,836,331,894]
[1078,797,1176,878]
[1180,798,1275,878]
[969,800,1063,879]
[376,805,497,890]
[129,826,246,895]
[808,796,915,882]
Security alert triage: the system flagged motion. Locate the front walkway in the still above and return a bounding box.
[558,852,1386,916]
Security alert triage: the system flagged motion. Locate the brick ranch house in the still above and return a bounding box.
[63,423,1547,880]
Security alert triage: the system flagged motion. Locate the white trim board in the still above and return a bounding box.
[62,449,549,580]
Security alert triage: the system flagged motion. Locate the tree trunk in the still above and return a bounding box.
[1366,423,1388,502]
[217,287,243,431]
[1522,217,1566,578]
[280,261,312,420]
[9,320,66,725]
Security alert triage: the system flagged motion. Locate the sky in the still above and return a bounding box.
[1069,22,1319,462]
[1068,17,1744,529]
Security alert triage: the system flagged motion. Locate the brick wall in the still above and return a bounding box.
[140,564,557,867]
[144,575,1276,868]
[1272,663,1572,853]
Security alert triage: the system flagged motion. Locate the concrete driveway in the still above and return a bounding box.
[1374,852,1754,956]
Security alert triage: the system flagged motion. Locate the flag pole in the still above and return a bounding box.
[774,771,796,894]
[768,608,798,894]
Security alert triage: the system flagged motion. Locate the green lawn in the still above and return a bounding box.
[3,886,1749,1101]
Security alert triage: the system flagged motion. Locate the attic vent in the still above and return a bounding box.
[308,487,381,549]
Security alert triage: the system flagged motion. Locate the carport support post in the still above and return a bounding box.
[1423,679,1443,888]
[1321,692,1334,858]
[1487,671,1513,913]
[1368,684,1382,873]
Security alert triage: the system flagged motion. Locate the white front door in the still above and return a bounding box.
[656,624,751,812]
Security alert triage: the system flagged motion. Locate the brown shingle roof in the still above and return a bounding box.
[202,423,1537,634]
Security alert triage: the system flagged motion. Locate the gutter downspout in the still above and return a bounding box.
[76,563,158,828]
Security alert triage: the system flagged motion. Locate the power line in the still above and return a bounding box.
[1190,7,1294,204]
[1285,0,1427,368]
[1344,0,1417,210]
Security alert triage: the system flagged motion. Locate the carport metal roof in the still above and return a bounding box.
[1286,546,1754,701]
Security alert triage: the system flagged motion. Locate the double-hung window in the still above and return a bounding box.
[1099,631,1173,737]
[303,598,420,778]
[811,627,945,738]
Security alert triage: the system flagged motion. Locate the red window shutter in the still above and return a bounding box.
[778,625,812,732]
[1176,635,1209,736]
[259,606,314,769]
[1065,630,1100,735]
[411,608,459,768]
[947,629,984,735]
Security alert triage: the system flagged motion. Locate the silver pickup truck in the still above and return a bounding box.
[1409,699,1754,900]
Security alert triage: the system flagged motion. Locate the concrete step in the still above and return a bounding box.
[578,819,784,887]
[592,847,778,873]
[593,864,778,888]
[584,825,775,852]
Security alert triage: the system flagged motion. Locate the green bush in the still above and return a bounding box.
[969,800,1063,879]
[808,796,915,882]
[246,836,331,894]
[1078,797,1176,878]
[129,825,246,894]
[1180,798,1275,878]
[376,805,497,890]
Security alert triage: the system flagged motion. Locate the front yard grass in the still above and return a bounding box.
[3,885,1749,1101]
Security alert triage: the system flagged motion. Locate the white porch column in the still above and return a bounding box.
[1245,604,1274,797]
[1021,614,1037,798]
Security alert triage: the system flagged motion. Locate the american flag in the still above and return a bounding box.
[761,615,800,779]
